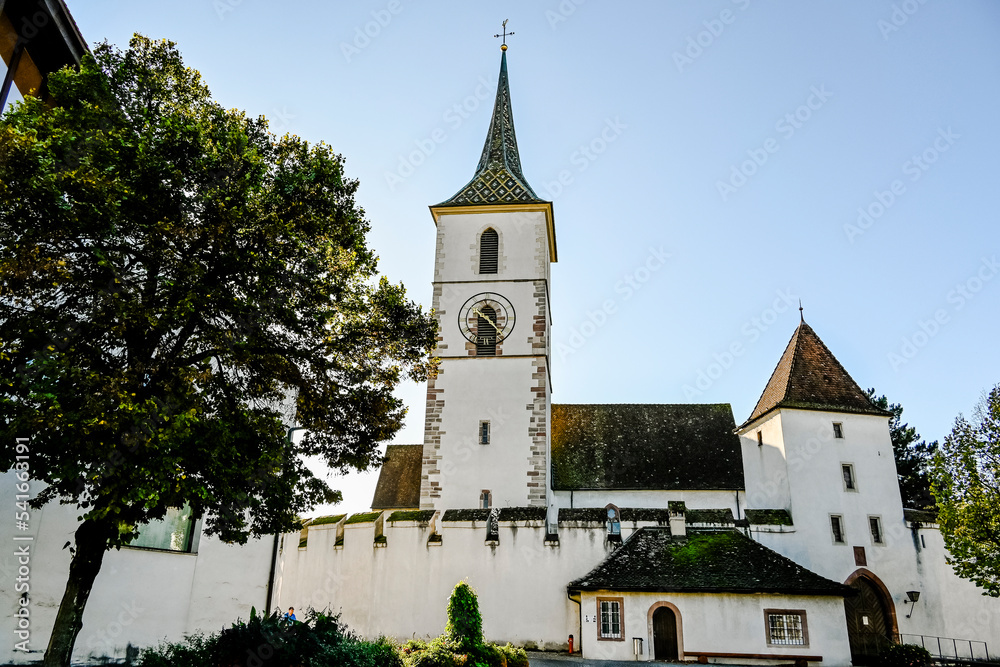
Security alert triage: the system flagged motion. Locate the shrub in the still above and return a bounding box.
[496,643,528,667]
[445,582,484,650]
[137,607,403,667]
[405,637,458,667]
[879,643,933,667]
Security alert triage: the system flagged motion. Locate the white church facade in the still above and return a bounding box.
[3,45,999,666]
[269,46,1000,664]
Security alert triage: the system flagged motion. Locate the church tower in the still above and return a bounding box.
[419,44,556,511]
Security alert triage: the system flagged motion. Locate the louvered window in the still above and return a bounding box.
[479,228,498,274]
[476,306,497,356]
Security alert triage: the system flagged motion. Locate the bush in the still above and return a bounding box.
[137,607,403,667]
[496,643,528,667]
[880,643,933,667]
[446,582,484,650]
[404,637,458,667]
[402,583,528,667]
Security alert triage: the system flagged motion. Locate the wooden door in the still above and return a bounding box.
[845,577,892,664]
[653,606,678,661]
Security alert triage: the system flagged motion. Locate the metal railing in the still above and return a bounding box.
[897,634,991,663]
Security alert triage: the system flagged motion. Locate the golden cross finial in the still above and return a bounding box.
[494,19,514,50]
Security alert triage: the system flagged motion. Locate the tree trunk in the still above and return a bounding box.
[43,519,116,667]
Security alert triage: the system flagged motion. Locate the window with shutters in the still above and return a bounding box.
[842,463,857,491]
[479,228,499,274]
[869,516,884,545]
[476,305,497,356]
[831,515,845,544]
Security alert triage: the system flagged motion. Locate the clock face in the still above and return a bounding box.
[458,292,516,346]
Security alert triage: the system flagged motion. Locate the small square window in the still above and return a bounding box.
[869,516,883,544]
[597,598,624,640]
[833,422,844,439]
[842,464,856,491]
[765,610,808,647]
[479,420,490,445]
[831,515,845,544]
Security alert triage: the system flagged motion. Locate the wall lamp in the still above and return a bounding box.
[904,590,920,618]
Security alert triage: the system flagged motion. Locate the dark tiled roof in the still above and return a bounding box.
[550,404,744,491]
[371,445,422,510]
[498,507,547,522]
[558,507,674,524]
[440,507,547,522]
[441,509,491,522]
[387,510,436,523]
[686,509,735,524]
[743,322,889,429]
[568,528,850,596]
[437,51,544,207]
[307,514,346,527]
[903,509,938,524]
[744,509,793,526]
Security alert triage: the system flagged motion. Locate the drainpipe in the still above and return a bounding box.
[264,532,279,613]
[265,427,307,613]
[567,590,582,655]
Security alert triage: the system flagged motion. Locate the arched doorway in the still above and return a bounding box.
[844,570,897,665]
[652,606,678,661]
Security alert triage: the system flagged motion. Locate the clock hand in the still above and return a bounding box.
[472,308,503,336]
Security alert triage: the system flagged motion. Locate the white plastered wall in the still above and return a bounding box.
[577,590,851,664]
[0,471,272,665]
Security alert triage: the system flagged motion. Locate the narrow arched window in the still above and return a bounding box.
[476,305,497,356]
[479,228,498,274]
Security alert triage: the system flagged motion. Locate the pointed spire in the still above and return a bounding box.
[741,321,889,429]
[437,48,545,206]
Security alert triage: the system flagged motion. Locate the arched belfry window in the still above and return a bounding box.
[479,228,499,274]
[476,305,497,356]
[606,504,622,545]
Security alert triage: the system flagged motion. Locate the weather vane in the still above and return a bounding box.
[799,299,804,322]
[495,19,514,51]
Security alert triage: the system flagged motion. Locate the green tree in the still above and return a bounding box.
[0,36,436,666]
[445,581,484,650]
[931,383,1000,597]
[866,389,938,510]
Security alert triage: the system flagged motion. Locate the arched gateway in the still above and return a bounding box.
[844,570,897,665]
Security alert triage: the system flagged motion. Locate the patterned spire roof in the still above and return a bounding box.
[741,320,890,428]
[437,51,545,206]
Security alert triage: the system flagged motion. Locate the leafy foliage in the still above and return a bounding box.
[878,643,932,667]
[0,34,435,665]
[866,389,938,509]
[445,581,484,650]
[401,582,524,667]
[138,607,403,667]
[930,383,1000,596]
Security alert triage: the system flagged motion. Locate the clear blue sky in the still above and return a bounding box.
[33,1,1000,514]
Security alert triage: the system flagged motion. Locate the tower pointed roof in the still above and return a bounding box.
[437,50,545,206]
[741,320,889,429]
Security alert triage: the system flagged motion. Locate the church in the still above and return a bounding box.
[2,40,998,667]
[269,44,999,664]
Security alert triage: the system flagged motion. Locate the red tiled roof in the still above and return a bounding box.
[742,321,889,429]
